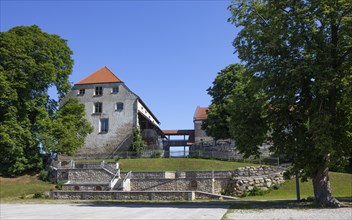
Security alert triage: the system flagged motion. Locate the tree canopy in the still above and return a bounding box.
[205,0,352,207]
[203,64,246,140]
[0,25,92,176]
[183,0,352,206]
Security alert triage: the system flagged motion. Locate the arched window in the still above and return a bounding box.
[95,186,102,191]
[189,180,198,188]
[74,185,80,191]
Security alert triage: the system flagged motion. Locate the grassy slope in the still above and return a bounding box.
[0,175,54,200]
[242,172,352,200]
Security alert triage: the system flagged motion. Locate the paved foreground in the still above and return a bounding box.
[0,203,229,220]
[2,202,351,220]
[226,208,352,220]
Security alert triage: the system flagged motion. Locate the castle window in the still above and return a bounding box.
[78,89,85,95]
[94,102,102,113]
[100,118,109,133]
[115,102,124,111]
[95,86,103,96]
[112,87,119,94]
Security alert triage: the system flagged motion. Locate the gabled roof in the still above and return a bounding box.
[75,66,123,85]
[194,106,208,120]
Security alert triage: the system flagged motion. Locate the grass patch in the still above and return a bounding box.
[117,158,257,171]
[241,172,352,200]
[0,175,54,200]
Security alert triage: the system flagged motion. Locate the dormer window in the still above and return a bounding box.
[78,89,85,95]
[112,87,119,94]
[95,87,103,96]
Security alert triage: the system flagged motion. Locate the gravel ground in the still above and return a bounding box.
[225,208,352,220]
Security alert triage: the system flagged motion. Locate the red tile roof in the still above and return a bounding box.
[194,106,208,120]
[163,129,195,135]
[75,66,123,85]
[162,129,195,145]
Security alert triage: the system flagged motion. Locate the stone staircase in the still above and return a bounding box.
[57,161,122,191]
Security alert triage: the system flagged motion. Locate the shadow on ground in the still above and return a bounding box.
[72,197,351,209]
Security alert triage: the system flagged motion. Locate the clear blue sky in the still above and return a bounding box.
[1,0,240,130]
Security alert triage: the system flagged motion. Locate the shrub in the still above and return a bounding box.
[154,151,162,158]
[249,186,266,196]
[33,192,44,198]
[241,191,248,198]
[39,170,48,181]
[55,180,67,190]
[272,184,280,190]
[129,129,145,156]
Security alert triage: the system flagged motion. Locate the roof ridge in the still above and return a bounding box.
[75,66,123,85]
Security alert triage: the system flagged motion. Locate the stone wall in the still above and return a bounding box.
[54,165,286,200]
[125,166,286,195]
[62,183,109,191]
[50,191,195,201]
[194,119,213,144]
[223,166,286,197]
[50,191,235,201]
[130,179,214,193]
[67,169,113,183]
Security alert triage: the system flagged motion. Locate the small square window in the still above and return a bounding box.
[95,87,103,96]
[78,89,85,95]
[112,87,119,93]
[100,118,109,133]
[115,102,124,111]
[94,102,102,113]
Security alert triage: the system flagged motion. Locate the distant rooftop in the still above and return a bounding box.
[162,129,195,145]
[75,66,123,85]
[194,106,208,120]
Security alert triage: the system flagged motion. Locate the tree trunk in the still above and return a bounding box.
[312,165,340,207]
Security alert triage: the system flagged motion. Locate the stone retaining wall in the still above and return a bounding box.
[50,191,194,200]
[130,179,214,193]
[68,169,113,183]
[126,166,286,195]
[54,165,286,199]
[62,183,110,191]
[50,191,235,201]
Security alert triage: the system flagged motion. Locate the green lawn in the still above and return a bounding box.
[117,158,257,171]
[241,172,352,200]
[0,175,54,200]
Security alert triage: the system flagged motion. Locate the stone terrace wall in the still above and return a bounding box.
[51,191,195,200]
[130,179,214,192]
[224,166,286,197]
[67,169,113,183]
[125,166,286,195]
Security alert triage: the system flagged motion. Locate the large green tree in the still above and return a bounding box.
[225,0,352,207]
[203,64,245,140]
[0,25,92,176]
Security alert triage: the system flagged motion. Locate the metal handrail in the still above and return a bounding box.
[109,169,121,189]
[118,171,132,190]
[111,133,133,157]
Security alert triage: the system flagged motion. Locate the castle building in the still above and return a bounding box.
[193,106,213,143]
[63,66,163,155]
